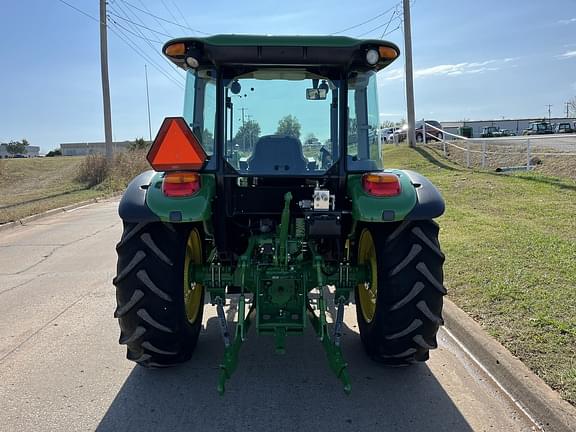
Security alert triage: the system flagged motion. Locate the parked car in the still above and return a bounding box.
[481,126,502,138]
[415,120,443,142]
[389,126,407,142]
[500,129,516,136]
[522,121,553,135]
[554,122,574,134]
[381,127,399,142]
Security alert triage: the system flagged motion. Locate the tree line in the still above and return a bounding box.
[3,138,30,156]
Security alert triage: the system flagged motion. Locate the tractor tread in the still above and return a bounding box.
[416,300,444,325]
[140,233,174,266]
[114,289,144,318]
[136,308,174,333]
[119,326,146,345]
[385,220,411,244]
[116,222,147,250]
[413,334,437,350]
[385,319,422,340]
[416,262,447,294]
[114,222,204,368]
[113,250,146,284]
[141,341,178,355]
[136,269,173,302]
[411,227,444,258]
[389,244,422,276]
[355,220,446,365]
[380,348,417,359]
[390,281,424,311]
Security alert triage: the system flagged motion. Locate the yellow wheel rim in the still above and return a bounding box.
[183,228,203,324]
[357,229,378,323]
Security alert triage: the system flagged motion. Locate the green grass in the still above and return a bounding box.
[0,157,112,224]
[384,145,576,405]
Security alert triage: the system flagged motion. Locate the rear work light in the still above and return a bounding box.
[362,172,401,197]
[162,172,201,197]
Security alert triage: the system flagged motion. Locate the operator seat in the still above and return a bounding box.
[247,135,308,173]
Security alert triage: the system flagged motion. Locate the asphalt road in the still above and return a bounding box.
[0,200,538,432]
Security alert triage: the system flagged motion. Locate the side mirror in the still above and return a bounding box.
[306,88,327,100]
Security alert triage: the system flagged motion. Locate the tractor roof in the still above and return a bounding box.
[163,34,400,72]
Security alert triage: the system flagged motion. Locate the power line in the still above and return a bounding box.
[133,0,174,38]
[108,21,185,89]
[119,0,210,34]
[56,0,99,22]
[108,11,174,38]
[108,16,185,87]
[160,0,182,28]
[109,1,184,77]
[112,2,185,72]
[380,7,400,38]
[331,3,401,35]
[382,22,402,38]
[170,0,195,34]
[107,15,163,43]
[54,0,185,90]
[356,14,401,37]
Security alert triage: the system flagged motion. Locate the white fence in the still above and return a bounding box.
[421,122,576,173]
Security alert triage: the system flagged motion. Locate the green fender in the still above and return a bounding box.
[145,172,216,223]
[347,169,444,222]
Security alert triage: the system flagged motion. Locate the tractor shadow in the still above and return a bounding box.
[96,297,473,432]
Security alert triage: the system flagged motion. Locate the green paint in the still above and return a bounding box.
[347,169,418,222]
[278,192,292,268]
[166,34,397,49]
[218,300,256,395]
[145,172,215,222]
[191,221,367,394]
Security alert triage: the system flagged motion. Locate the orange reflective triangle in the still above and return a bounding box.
[147,117,207,171]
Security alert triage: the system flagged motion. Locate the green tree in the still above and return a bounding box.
[45,149,62,157]
[129,137,148,151]
[303,133,319,146]
[235,119,261,151]
[6,139,28,156]
[276,115,301,139]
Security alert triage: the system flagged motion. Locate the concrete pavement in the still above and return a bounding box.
[0,200,538,431]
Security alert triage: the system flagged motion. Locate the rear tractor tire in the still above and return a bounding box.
[355,220,446,365]
[113,222,205,367]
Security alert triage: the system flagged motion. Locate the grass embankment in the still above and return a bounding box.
[384,145,576,405]
[0,150,148,224]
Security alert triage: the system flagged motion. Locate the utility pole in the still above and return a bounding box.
[403,0,416,148]
[100,0,113,159]
[145,64,152,141]
[565,102,570,118]
[545,104,552,122]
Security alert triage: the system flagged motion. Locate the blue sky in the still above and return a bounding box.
[1,0,575,152]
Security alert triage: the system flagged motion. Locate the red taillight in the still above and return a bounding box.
[362,172,401,197]
[162,172,201,197]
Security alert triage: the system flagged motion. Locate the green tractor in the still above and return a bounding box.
[113,35,446,394]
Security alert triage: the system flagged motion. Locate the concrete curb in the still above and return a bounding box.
[443,299,576,432]
[0,195,120,234]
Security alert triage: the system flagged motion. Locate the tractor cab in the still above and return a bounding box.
[162,35,398,177]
